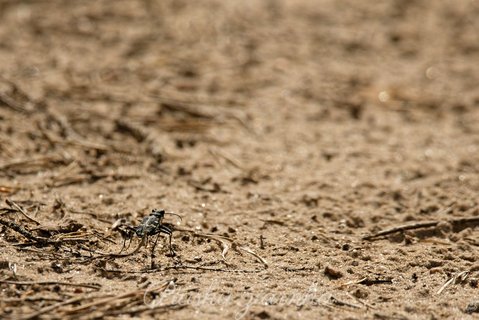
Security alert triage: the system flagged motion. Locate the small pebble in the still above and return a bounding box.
[324,266,343,279]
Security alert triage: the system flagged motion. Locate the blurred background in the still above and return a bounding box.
[1,0,479,318]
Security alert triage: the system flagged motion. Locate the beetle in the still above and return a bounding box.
[112,209,182,258]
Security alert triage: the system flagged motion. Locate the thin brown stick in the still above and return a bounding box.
[329,296,361,309]
[0,218,91,247]
[115,119,148,142]
[208,147,244,170]
[363,215,479,241]
[363,221,438,240]
[187,180,224,193]
[344,277,393,286]
[436,271,469,295]
[62,291,141,314]
[150,92,216,109]
[12,238,90,246]
[238,246,269,268]
[0,218,47,242]
[101,265,265,274]
[60,137,133,154]
[48,173,140,188]
[0,155,69,173]
[2,297,63,303]
[159,101,214,119]
[0,76,36,113]
[18,294,104,320]
[0,92,29,112]
[0,280,101,290]
[449,216,479,226]
[101,303,186,316]
[6,199,41,225]
[0,185,20,194]
[61,280,171,315]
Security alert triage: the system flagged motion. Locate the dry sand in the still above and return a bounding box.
[1,1,479,319]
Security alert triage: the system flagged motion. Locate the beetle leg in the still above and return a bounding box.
[125,234,133,252]
[158,225,174,256]
[119,238,127,254]
[150,233,161,269]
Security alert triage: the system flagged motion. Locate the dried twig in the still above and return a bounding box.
[436,271,470,295]
[170,265,264,273]
[363,221,438,240]
[187,179,225,193]
[363,215,479,241]
[0,155,69,175]
[53,136,133,154]
[208,147,244,171]
[0,76,36,113]
[238,246,268,268]
[0,185,20,194]
[115,119,149,142]
[175,228,268,268]
[101,264,265,274]
[101,303,186,317]
[0,280,101,290]
[6,199,41,225]
[2,297,63,303]
[281,266,315,272]
[60,279,172,315]
[0,217,94,248]
[329,296,361,309]
[48,172,140,188]
[0,218,47,243]
[190,232,231,260]
[18,294,106,320]
[0,92,29,112]
[348,277,393,286]
[159,101,215,119]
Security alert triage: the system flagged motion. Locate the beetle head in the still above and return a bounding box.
[151,209,166,218]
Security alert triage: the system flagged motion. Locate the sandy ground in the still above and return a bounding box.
[1,0,479,319]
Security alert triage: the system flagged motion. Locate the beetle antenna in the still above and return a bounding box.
[165,212,182,221]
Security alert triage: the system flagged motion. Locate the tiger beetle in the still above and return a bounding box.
[112,209,182,266]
